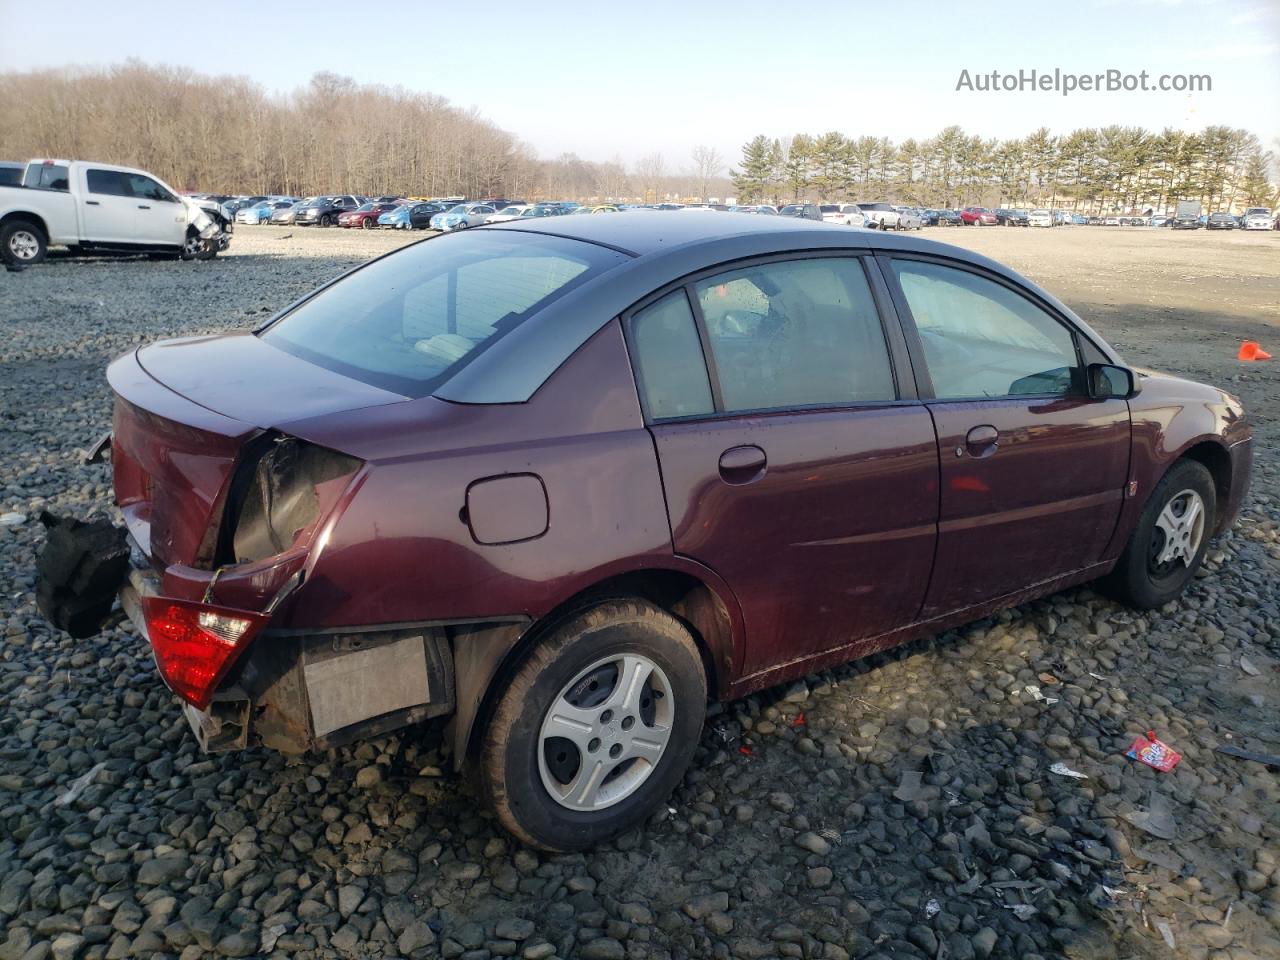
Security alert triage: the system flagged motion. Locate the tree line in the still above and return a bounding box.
[0,62,729,201]
[0,63,1273,211]
[731,126,1276,213]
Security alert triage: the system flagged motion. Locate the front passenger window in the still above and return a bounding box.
[891,260,1080,399]
[126,175,173,202]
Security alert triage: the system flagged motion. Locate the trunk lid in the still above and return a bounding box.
[109,333,403,568]
[135,331,406,426]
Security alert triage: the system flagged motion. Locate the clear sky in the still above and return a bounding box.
[2,0,1276,171]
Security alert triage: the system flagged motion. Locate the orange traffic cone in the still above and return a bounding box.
[1238,341,1272,361]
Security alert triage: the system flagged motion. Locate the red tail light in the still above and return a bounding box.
[141,597,270,709]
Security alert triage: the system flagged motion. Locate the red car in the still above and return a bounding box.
[961,206,998,225]
[40,213,1251,850]
[337,201,401,228]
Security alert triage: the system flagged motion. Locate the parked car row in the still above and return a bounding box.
[186,186,1280,237]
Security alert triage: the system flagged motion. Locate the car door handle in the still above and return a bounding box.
[85,200,99,206]
[718,445,767,484]
[962,424,1000,458]
[137,204,151,210]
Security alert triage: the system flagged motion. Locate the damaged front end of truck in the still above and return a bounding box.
[36,341,456,755]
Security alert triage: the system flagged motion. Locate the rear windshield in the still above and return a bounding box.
[260,230,627,397]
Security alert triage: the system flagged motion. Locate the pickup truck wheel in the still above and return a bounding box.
[480,599,706,851]
[1101,459,1215,609]
[2,220,47,265]
[179,232,219,261]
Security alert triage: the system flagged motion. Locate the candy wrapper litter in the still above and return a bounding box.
[1126,731,1182,772]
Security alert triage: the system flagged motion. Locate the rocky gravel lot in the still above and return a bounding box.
[1,224,1278,960]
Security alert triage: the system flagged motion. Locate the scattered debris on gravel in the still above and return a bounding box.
[1,226,1277,959]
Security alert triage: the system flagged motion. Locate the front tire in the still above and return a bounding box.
[480,599,707,852]
[1102,459,1215,609]
[1,220,48,266]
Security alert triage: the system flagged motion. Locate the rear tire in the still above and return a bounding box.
[1,219,48,266]
[1101,459,1216,609]
[479,599,707,852]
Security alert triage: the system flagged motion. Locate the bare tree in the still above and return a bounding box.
[691,144,723,201]
[633,152,666,202]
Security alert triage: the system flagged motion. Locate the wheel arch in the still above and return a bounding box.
[450,565,740,770]
[1,210,49,239]
[1175,438,1232,531]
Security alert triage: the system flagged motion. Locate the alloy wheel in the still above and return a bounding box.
[538,653,674,812]
[1148,488,1206,578]
[8,230,40,261]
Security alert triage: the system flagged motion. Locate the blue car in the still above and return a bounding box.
[378,202,446,230]
[236,200,295,225]
[429,203,496,231]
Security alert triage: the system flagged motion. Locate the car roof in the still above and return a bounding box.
[484,208,884,257]
[437,211,1113,404]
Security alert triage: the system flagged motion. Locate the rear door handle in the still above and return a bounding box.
[137,204,151,210]
[718,445,767,484]
[962,424,1000,458]
[85,200,99,206]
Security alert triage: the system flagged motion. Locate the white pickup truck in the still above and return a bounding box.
[0,159,229,266]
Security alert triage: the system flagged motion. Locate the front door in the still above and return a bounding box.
[884,256,1130,618]
[626,255,939,677]
[123,173,187,246]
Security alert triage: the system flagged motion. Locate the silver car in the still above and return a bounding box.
[892,206,924,230]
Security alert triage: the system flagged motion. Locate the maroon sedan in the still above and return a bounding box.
[337,201,401,228]
[39,213,1251,850]
[961,206,999,225]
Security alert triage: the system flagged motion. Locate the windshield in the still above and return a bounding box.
[356,203,376,212]
[779,205,802,214]
[260,231,627,397]
[444,204,467,215]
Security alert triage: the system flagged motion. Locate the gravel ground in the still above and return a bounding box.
[1,223,1278,960]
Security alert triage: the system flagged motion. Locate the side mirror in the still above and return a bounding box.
[1088,363,1140,400]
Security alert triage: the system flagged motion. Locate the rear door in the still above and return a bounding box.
[883,255,1130,618]
[626,254,939,677]
[81,168,138,244]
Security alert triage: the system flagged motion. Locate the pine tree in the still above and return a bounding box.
[782,134,814,201]
[729,135,774,203]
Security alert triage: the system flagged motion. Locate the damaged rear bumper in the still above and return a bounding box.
[121,564,456,753]
[41,514,458,755]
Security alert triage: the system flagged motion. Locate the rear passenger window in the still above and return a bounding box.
[86,169,129,196]
[630,292,714,419]
[890,259,1080,399]
[694,258,895,412]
